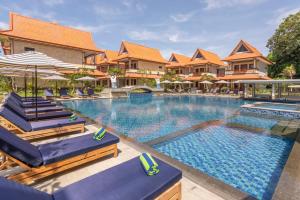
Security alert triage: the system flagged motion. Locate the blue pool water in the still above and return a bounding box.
[63,95,294,199]
[154,126,293,200]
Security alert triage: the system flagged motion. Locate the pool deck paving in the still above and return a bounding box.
[32,125,226,200]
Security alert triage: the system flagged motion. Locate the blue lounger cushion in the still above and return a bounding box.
[0,126,119,167]
[9,96,56,108]
[0,157,181,200]
[53,157,182,200]
[11,92,45,102]
[24,106,64,114]
[76,89,87,96]
[0,177,53,200]
[4,100,72,121]
[0,127,43,167]
[7,97,63,113]
[10,94,51,104]
[0,107,85,132]
[30,117,86,131]
[39,133,119,165]
[45,89,54,97]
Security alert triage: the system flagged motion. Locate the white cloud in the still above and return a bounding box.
[128,30,162,41]
[170,12,196,23]
[160,48,183,59]
[127,29,207,44]
[42,0,64,7]
[203,0,265,10]
[267,7,300,26]
[94,5,123,17]
[122,0,146,11]
[167,32,206,43]
[67,23,117,34]
[0,22,8,30]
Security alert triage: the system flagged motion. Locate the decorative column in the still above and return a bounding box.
[244,84,248,98]
[272,83,275,100]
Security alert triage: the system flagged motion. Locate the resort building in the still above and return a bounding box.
[221,40,272,81]
[0,12,101,65]
[166,49,225,89]
[166,53,192,75]
[111,41,167,87]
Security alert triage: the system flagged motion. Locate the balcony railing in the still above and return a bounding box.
[225,69,263,75]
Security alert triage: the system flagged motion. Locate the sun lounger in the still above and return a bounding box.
[3,100,72,121]
[44,89,54,99]
[11,92,45,102]
[76,89,88,98]
[59,88,71,99]
[7,96,63,113]
[0,156,181,200]
[9,94,56,108]
[0,107,85,140]
[87,88,97,97]
[0,126,119,184]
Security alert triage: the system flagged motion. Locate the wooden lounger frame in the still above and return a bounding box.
[0,116,85,140]
[0,143,118,184]
[155,182,182,200]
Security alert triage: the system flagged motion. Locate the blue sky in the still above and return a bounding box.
[0,0,299,59]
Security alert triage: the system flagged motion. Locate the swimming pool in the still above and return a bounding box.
[63,95,294,200]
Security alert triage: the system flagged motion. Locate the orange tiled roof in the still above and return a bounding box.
[219,74,271,80]
[166,53,191,68]
[114,41,167,64]
[223,40,272,64]
[0,12,101,52]
[96,50,121,65]
[189,49,225,66]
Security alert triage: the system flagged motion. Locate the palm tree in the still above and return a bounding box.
[282,64,296,79]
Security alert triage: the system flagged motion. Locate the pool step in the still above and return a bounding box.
[145,120,224,146]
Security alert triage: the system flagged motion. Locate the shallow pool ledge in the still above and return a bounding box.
[273,132,300,200]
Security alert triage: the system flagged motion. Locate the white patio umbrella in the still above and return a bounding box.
[215,80,229,84]
[0,51,78,120]
[233,80,240,83]
[161,80,171,84]
[200,80,213,84]
[75,76,97,81]
[173,80,182,84]
[76,76,97,88]
[41,75,69,96]
[183,81,192,84]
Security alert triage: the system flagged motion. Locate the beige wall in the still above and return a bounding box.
[256,60,268,73]
[12,39,84,64]
[137,60,165,72]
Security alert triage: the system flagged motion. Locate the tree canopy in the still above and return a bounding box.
[267,11,300,78]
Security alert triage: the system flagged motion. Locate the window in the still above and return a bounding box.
[217,69,225,77]
[199,68,205,72]
[237,44,248,53]
[195,52,203,59]
[195,69,199,73]
[171,57,177,62]
[24,47,35,52]
[131,62,137,69]
[249,63,254,69]
[234,65,239,71]
[241,64,248,71]
[159,66,162,69]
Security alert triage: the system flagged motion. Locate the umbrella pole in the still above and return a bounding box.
[56,80,58,97]
[24,72,27,99]
[32,72,34,97]
[35,65,38,121]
